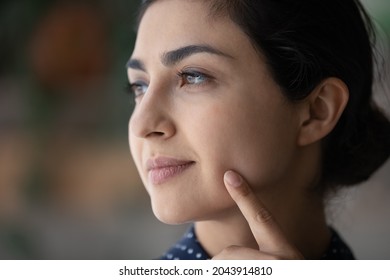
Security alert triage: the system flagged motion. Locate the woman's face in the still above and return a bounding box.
[128,0,302,224]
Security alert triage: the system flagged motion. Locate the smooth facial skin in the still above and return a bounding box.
[128,0,348,259]
[129,0,302,223]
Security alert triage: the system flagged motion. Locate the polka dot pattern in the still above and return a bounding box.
[159,225,355,260]
[321,228,355,259]
[160,226,208,260]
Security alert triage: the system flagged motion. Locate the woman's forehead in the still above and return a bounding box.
[134,0,249,59]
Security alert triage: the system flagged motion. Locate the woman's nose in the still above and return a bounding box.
[129,86,176,140]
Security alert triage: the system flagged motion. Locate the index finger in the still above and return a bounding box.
[224,170,297,255]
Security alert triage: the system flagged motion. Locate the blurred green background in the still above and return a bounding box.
[0,0,389,259]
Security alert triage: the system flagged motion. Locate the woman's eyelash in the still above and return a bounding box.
[177,70,211,87]
[125,71,212,98]
[125,82,148,97]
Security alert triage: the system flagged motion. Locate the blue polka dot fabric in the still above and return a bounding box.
[159,225,355,260]
[321,228,355,259]
[160,227,208,260]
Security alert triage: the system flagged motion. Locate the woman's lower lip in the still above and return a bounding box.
[148,162,194,185]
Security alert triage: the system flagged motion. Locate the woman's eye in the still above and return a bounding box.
[185,73,206,84]
[127,82,148,98]
[179,71,209,86]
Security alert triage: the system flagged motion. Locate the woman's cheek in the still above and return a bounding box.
[206,130,289,194]
[129,136,146,183]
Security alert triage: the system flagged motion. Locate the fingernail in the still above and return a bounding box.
[224,171,242,188]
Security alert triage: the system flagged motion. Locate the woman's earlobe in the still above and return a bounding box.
[297,78,349,146]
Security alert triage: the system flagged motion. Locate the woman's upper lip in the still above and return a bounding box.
[146,157,195,171]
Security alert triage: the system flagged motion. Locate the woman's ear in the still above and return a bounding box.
[297,78,349,146]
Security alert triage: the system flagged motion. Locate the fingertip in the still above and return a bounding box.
[224,170,243,188]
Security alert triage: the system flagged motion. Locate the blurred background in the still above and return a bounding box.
[0,0,389,259]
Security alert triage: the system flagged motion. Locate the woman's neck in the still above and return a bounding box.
[194,190,331,259]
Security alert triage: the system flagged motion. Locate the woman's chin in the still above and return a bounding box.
[152,204,194,225]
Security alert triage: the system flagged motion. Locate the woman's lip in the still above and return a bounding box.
[146,157,195,185]
[146,157,195,171]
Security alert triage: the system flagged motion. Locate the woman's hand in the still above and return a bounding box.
[212,170,304,260]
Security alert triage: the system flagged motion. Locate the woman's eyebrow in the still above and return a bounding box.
[126,44,233,71]
[126,59,146,71]
[162,44,233,66]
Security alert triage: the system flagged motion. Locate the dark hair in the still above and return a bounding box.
[137,0,390,191]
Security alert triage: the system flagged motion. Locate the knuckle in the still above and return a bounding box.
[222,245,241,255]
[236,184,251,198]
[271,250,303,260]
[241,185,251,196]
[255,207,273,224]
